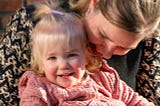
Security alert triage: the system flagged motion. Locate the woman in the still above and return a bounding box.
[0,0,159,105]
[68,0,160,105]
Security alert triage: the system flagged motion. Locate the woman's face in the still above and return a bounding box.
[84,10,146,59]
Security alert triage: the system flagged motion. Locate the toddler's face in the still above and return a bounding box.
[41,41,87,88]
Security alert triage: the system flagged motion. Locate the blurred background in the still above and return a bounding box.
[0,0,46,35]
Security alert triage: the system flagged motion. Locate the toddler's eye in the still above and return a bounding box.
[68,53,78,58]
[48,56,56,60]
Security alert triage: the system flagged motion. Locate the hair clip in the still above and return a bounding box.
[46,10,64,15]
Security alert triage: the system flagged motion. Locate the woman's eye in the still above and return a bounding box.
[100,32,108,39]
[100,32,105,38]
[100,33,104,38]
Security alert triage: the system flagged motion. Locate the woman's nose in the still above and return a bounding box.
[102,42,119,59]
[105,44,117,55]
[113,49,130,56]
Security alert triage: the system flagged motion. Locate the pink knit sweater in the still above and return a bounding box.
[18,63,155,106]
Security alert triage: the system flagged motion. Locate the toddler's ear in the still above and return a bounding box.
[88,0,99,9]
[84,50,91,65]
[87,0,99,14]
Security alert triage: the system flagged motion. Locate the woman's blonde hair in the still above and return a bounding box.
[69,0,160,35]
[31,0,88,75]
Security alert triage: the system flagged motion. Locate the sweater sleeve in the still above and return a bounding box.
[18,71,48,106]
[99,61,155,106]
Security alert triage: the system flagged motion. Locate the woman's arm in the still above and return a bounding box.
[136,28,160,106]
[0,5,35,105]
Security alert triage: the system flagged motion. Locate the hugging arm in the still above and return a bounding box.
[0,5,35,105]
[136,28,160,105]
